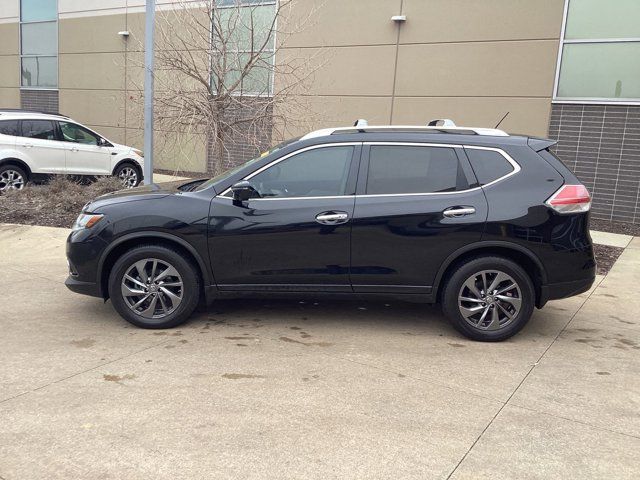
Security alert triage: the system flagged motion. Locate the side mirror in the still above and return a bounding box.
[231,180,260,202]
[97,137,109,147]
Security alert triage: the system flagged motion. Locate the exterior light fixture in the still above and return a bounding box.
[391,15,406,22]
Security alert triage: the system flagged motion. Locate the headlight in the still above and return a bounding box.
[72,213,104,232]
[133,148,144,158]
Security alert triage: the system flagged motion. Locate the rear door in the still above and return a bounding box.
[350,142,488,294]
[58,121,111,175]
[18,119,67,174]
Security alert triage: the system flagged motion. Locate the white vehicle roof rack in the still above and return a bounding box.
[300,119,509,140]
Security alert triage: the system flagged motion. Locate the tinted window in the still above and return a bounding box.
[0,120,20,136]
[366,145,463,194]
[21,120,56,140]
[249,146,353,198]
[465,148,514,185]
[59,122,99,145]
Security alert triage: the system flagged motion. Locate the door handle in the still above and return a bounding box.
[69,146,79,152]
[315,211,349,225]
[22,143,33,148]
[443,206,476,218]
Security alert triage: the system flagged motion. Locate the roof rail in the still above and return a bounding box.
[0,109,69,118]
[300,124,509,140]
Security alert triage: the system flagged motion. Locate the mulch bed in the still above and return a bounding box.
[591,218,640,237]
[594,244,624,276]
[0,176,122,228]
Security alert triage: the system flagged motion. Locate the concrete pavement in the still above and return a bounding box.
[0,223,638,479]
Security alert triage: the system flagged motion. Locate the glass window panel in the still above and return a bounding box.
[59,122,99,145]
[20,0,57,22]
[249,146,354,198]
[21,21,57,55]
[21,120,56,140]
[21,56,57,87]
[565,0,640,39]
[216,0,275,6]
[216,51,273,94]
[0,120,20,136]
[216,5,276,52]
[367,146,462,195]
[557,42,640,99]
[465,149,513,185]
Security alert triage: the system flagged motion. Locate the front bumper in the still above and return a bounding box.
[65,276,102,298]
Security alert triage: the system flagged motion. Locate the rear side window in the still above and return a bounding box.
[0,120,19,136]
[366,145,465,194]
[21,120,56,140]
[465,148,514,185]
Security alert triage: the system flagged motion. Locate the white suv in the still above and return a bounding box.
[0,110,145,192]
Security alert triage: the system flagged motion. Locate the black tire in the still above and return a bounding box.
[0,164,28,192]
[441,256,535,342]
[108,244,200,329]
[114,162,141,188]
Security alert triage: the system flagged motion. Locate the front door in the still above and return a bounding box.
[58,121,111,175]
[208,143,360,292]
[350,143,488,294]
[18,119,66,174]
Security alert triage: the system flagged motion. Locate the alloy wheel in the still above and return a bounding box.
[458,269,522,331]
[0,169,25,192]
[121,258,184,319]
[118,167,138,188]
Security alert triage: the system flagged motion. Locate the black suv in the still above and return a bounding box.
[66,121,595,341]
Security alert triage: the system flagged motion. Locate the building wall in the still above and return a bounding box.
[278,0,565,138]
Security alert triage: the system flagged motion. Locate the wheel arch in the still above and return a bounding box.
[98,232,212,299]
[433,241,547,305]
[0,157,32,177]
[112,158,142,176]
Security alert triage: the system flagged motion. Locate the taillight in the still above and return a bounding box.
[546,184,591,214]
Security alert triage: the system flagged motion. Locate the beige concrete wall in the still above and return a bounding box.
[0,18,20,108]
[280,0,565,138]
[56,5,208,172]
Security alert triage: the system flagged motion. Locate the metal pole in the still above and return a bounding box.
[143,0,155,185]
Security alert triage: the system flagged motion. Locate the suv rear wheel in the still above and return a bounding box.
[442,256,534,341]
[0,164,27,192]
[108,245,200,329]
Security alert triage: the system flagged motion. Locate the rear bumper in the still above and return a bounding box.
[537,275,595,308]
[65,275,102,298]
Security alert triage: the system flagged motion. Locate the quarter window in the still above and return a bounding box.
[366,145,464,195]
[0,120,20,136]
[248,146,354,198]
[59,122,99,145]
[21,120,56,140]
[465,148,514,186]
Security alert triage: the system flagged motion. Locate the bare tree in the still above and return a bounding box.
[129,0,321,175]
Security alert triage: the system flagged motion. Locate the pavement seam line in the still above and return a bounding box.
[0,339,172,406]
[444,275,605,480]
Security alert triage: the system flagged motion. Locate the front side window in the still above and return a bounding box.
[555,0,640,101]
[20,0,58,88]
[248,146,354,198]
[21,119,56,140]
[0,120,20,136]
[59,122,99,145]
[366,145,464,195]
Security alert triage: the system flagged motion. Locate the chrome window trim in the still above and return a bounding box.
[217,142,520,201]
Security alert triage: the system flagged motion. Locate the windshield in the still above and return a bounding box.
[195,137,301,192]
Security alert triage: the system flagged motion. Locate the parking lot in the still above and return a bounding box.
[1,223,639,479]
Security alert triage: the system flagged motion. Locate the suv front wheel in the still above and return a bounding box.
[442,256,535,341]
[108,245,200,329]
[114,162,141,188]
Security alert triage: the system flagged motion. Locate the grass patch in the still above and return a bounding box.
[0,176,123,228]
